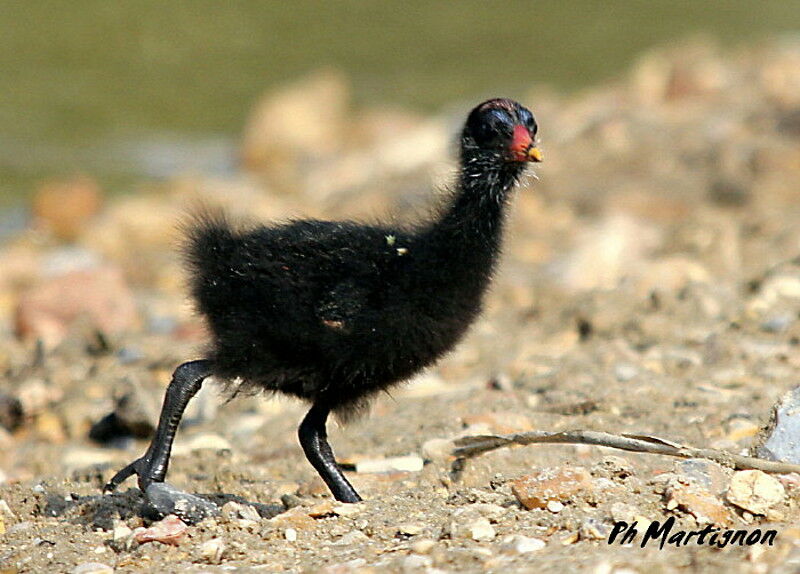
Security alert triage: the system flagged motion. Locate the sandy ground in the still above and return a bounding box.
[3,40,800,573]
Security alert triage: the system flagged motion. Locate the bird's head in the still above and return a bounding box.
[462,98,542,165]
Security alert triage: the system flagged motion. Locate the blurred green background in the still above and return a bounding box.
[2,1,800,205]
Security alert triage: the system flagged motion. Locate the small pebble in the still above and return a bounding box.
[134,515,187,546]
[71,563,113,574]
[0,499,17,520]
[580,518,607,540]
[512,467,593,510]
[614,363,638,382]
[561,532,580,545]
[397,522,424,537]
[306,500,335,517]
[221,501,261,522]
[501,534,546,554]
[112,523,132,542]
[335,530,369,545]
[410,539,436,554]
[332,503,363,518]
[546,500,564,513]
[285,528,298,542]
[676,458,730,494]
[200,537,226,563]
[727,470,785,515]
[469,517,496,542]
[665,476,732,526]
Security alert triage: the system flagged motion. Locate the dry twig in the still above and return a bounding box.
[452,430,800,474]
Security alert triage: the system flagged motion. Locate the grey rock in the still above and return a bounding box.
[0,393,23,432]
[221,501,261,522]
[676,458,730,495]
[144,482,219,524]
[756,386,800,463]
[252,502,285,519]
[579,518,608,540]
[760,313,794,333]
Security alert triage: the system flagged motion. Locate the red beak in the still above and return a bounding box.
[510,125,542,162]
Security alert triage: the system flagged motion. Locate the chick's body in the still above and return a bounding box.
[187,216,487,413]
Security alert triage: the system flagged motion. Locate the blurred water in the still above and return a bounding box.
[1,1,799,205]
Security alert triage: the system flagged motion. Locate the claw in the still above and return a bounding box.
[104,461,137,493]
[104,457,152,493]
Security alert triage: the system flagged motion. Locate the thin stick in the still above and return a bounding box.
[452,430,800,474]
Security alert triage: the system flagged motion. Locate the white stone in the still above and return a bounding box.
[332,503,364,517]
[71,563,113,574]
[355,454,424,473]
[469,518,496,542]
[200,537,225,562]
[727,470,785,515]
[502,534,546,554]
[112,523,132,542]
[335,530,369,545]
[398,522,425,536]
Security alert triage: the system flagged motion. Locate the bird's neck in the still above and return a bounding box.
[421,156,524,283]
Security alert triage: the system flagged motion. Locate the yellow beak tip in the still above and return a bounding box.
[528,147,543,162]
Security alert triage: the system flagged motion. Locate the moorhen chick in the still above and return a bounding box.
[105,98,542,503]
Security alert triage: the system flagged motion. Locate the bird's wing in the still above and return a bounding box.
[315,279,371,332]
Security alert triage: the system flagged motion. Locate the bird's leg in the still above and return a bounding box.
[298,403,362,503]
[104,359,213,493]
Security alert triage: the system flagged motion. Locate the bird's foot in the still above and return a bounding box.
[103,454,161,494]
[104,459,219,524]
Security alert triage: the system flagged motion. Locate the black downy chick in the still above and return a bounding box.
[105,98,542,503]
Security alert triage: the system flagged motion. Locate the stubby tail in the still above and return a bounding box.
[181,207,240,316]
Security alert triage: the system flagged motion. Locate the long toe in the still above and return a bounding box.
[104,456,158,494]
[103,459,141,493]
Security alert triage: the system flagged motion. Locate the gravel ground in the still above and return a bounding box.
[2,39,800,573]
